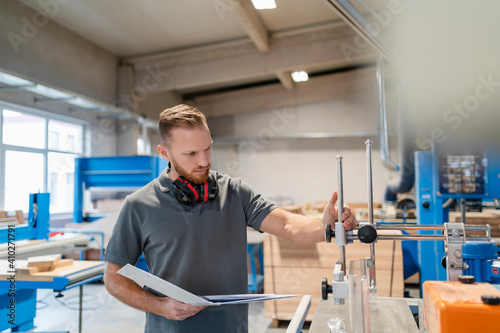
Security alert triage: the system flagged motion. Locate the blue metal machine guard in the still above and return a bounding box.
[73,155,168,222]
[415,146,500,289]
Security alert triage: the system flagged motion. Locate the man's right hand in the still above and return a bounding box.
[159,297,207,321]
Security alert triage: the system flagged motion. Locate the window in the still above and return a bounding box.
[48,152,76,213]
[2,110,45,148]
[4,150,44,212]
[48,119,82,153]
[0,107,85,214]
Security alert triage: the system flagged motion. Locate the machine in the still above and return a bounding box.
[73,155,168,222]
[310,141,500,332]
[416,143,500,285]
[0,193,104,332]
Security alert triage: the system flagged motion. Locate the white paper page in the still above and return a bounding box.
[117,264,299,306]
[203,294,300,304]
[202,294,277,301]
[117,264,213,306]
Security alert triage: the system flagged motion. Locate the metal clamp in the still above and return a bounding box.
[444,223,467,281]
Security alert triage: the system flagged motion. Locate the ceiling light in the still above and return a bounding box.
[28,85,73,100]
[291,71,309,82]
[251,0,277,10]
[0,72,33,86]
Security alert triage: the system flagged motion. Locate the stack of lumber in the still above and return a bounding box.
[449,210,500,237]
[25,254,73,272]
[7,254,74,281]
[0,210,24,225]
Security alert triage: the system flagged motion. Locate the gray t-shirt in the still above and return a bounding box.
[105,170,276,333]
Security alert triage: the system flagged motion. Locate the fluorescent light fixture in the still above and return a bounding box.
[251,0,277,10]
[291,71,309,82]
[0,72,33,86]
[0,71,160,128]
[28,85,73,100]
[69,96,101,109]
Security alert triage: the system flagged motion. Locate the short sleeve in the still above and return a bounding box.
[238,179,277,231]
[104,197,143,267]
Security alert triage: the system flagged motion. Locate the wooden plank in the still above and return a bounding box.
[28,254,61,271]
[16,266,39,275]
[53,258,74,270]
[449,211,500,237]
[0,217,17,224]
[0,260,104,282]
[0,260,53,282]
[449,211,500,222]
[0,210,24,224]
[32,260,104,277]
[15,210,25,224]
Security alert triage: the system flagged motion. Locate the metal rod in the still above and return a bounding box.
[374,224,445,230]
[365,140,374,225]
[337,155,344,224]
[464,225,490,231]
[79,284,83,333]
[460,198,466,223]
[365,140,376,289]
[34,97,75,103]
[466,237,491,242]
[336,155,346,273]
[339,246,346,275]
[375,235,446,241]
[376,57,396,171]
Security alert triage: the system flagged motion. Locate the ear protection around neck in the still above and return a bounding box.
[170,173,219,206]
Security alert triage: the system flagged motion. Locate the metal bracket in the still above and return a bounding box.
[333,262,349,303]
[444,222,467,281]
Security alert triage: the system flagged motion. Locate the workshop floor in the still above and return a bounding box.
[20,281,307,333]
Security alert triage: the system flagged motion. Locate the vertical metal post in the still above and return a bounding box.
[365,140,377,290]
[366,140,374,225]
[460,198,466,223]
[79,284,83,333]
[336,155,346,274]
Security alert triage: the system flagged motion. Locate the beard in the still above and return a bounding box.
[170,157,210,185]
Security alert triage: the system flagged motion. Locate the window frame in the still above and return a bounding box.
[0,102,88,215]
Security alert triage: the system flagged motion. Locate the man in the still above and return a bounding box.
[104,104,358,332]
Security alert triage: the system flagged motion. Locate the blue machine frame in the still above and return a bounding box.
[73,155,169,222]
[0,193,51,332]
[0,268,104,332]
[0,193,50,243]
[0,192,105,332]
[415,146,500,286]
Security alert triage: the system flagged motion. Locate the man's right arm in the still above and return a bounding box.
[104,262,206,321]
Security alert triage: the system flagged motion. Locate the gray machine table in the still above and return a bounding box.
[309,296,418,332]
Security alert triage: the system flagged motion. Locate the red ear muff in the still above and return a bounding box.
[170,173,218,206]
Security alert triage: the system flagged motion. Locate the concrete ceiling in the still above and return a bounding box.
[12,0,389,118]
[19,0,343,57]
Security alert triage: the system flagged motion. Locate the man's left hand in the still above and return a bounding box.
[322,191,359,231]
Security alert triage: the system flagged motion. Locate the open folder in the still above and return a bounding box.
[117,264,299,306]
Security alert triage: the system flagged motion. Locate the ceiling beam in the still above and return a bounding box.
[132,24,376,94]
[187,67,375,117]
[232,0,270,52]
[275,71,295,91]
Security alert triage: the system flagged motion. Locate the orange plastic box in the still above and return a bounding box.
[423,280,500,333]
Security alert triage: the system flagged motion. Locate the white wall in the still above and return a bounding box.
[213,94,399,205]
